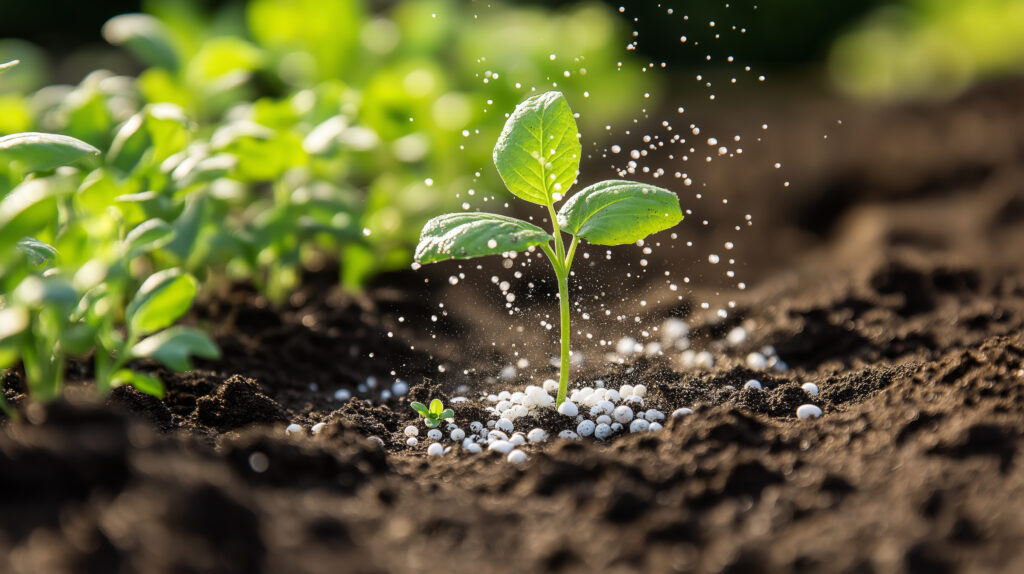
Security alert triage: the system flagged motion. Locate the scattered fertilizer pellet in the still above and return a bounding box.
[797,404,823,419]
[630,419,651,433]
[726,326,748,346]
[650,422,663,431]
[464,442,482,454]
[527,428,548,443]
[285,423,302,435]
[744,380,763,390]
[488,430,509,442]
[623,395,644,406]
[496,418,514,434]
[311,422,327,435]
[334,389,351,401]
[427,443,444,456]
[557,401,579,417]
[612,406,634,424]
[427,429,442,441]
[367,436,384,447]
[594,423,613,440]
[619,384,634,397]
[406,437,418,446]
[672,408,694,418]
[590,400,615,416]
[542,379,559,394]
[801,382,819,396]
[746,352,768,369]
[596,414,612,425]
[470,421,484,433]
[451,428,466,441]
[392,381,409,396]
[645,409,665,422]
[610,423,623,432]
[694,351,715,369]
[488,440,514,454]
[510,433,526,446]
[577,419,596,437]
[633,385,647,397]
[558,430,579,440]
[404,425,419,437]
[507,449,528,463]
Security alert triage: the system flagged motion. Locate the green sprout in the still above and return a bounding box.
[410,399,455,429]
[414,92,683,406]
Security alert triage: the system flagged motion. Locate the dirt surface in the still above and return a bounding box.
[3,78,1024,573]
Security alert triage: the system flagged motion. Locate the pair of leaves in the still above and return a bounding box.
[415,91,682,264]
[410,399,455,428]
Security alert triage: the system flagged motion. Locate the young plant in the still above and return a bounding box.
[410,399,455,429]
[414,92,682,406]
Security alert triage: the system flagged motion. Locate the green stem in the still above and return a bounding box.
[543,205,577,407]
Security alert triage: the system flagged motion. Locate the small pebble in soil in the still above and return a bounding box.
[496,418,514,434]
[577,419,596,437]
[613,406,634,424]
[285,423,302,435]
[558,430,579,440]
[744,380,763,390]
[594,423,613,440]
[801,382,819,396]
[451,428,466,441]
[797,404,823,419]
[427,443,444,456]
[527,428,548,443]
[557,401,579,417]
[507,449,527,463]
[334,389,351,401]
[404,425,419,437]
[488,440,514,454]
[406,437,418,446]
[746,352,768,369]
[672,408,694,418]
[311,422,326,435]
[630,419,651,433]
[427,429,442,441]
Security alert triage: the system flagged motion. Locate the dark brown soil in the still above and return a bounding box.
[3,78,1024,573]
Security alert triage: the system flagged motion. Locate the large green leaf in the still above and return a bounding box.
[0,132,100,172]
[131,326,219,372]
[102,13,180,71]
[493,91,581,206]
[126,269,197,336]
[414,213,553,264]
[557,180,683,245]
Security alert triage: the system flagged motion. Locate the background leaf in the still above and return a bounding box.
[123,219,176,259]
[557,180,683,246]
[111,369,166,398]
[493,91,581,206]
[126,269,197,335]
[0,132,100,172]
[415,213,552,264]
[131,326,220,372]
[102,13,180,71]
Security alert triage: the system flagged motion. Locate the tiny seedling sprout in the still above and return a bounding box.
[414,92,683,406]
[411,398,455,428]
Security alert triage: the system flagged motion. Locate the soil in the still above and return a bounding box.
[3,78,1024,574]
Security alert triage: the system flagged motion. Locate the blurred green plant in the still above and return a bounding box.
[830,0,1024,101]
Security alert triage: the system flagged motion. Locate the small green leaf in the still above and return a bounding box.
[439,409,455,420]
[111,369,166,398]
[557,180,683,245]
[131,326,219,372]
[493,91,581,206]
[122,219,176,259]
[126,269,198,336]
[0,132,100,172]
[410,402,429,416]
[16,237,58,266]
[102,13,179,71]
[429,399,443,416]
[415,213,553,264]
[424,418,440,428]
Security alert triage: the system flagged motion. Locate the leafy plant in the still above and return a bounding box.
[410,399,455,428]
[414,92,683,406]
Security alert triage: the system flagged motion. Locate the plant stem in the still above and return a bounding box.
[544,205,576,407]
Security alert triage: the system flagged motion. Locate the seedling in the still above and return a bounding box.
[410,399,455,428]
[415,92,682,406]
